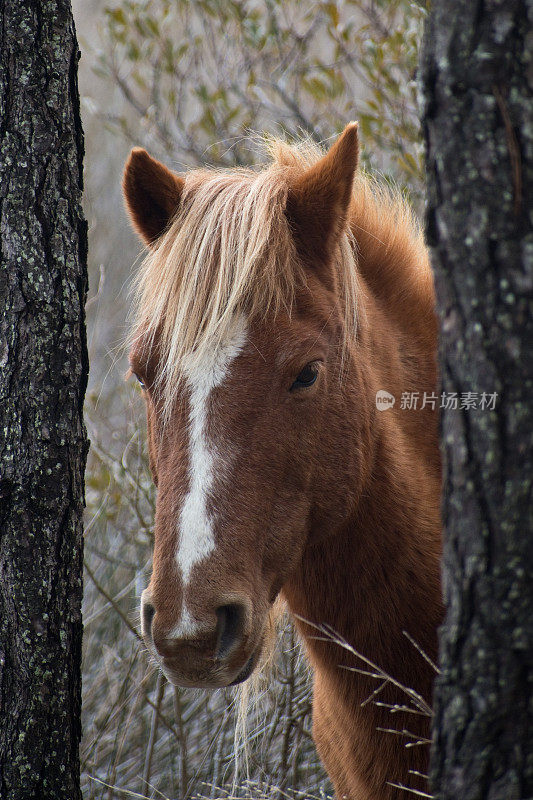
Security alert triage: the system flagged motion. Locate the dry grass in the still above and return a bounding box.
[299,619,437,799]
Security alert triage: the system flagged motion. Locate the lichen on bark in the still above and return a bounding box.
[421,1,533,798]
[0,2,88,798]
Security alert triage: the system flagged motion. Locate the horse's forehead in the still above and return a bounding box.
[133,298,335,408]
[178,309,333,402]
[180,314,249,394]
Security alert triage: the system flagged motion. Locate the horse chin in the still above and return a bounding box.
[161,645,261,690]
[161,670,228,690]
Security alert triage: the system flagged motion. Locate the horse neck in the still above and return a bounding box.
[284,449,442,683]
[282,289,443,696]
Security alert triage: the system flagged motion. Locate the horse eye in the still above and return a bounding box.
[135,374,146,390]
[290,363,319,391]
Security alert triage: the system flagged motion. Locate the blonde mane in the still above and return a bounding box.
[131,137,421,419]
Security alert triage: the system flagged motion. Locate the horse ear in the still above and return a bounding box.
[123,148,184,247]
[286,122,359,265]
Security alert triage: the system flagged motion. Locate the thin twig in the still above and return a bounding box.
[142,673,166,796]
[297,616,432,717]
[386,781,433,798]
[84,559,144,643]
[376,727,432,744]
[374,701,428,716]
[402,630,439,674]
[361,679,388,708]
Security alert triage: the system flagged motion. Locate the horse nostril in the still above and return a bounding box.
[142,601,155,637]
[215,603,245,660]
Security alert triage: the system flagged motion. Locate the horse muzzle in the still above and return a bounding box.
[141,590,262,688]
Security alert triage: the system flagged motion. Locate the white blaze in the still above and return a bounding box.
[176,316,247,613]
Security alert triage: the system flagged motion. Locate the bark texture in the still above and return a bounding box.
[421,2,533,798]
[0,2,88,798]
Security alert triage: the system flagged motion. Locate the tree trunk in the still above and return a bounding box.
[0,2,88,798]
[420,2,533,798]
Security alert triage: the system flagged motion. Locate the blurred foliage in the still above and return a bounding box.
[84,2,429,797]
[95,0,427,199]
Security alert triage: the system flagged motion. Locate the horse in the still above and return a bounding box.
[122,123,443,800]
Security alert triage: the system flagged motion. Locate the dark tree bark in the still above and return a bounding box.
[0,2,88,799]
[421,2,533,799]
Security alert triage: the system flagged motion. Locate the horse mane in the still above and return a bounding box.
[131,136,425,419]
